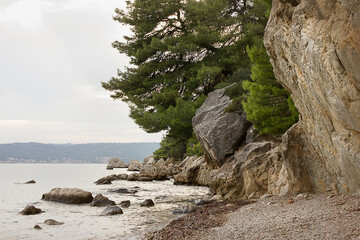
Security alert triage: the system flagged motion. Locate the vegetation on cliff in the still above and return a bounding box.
[103,0,298,160]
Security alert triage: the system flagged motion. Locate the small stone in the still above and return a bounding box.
[20,205,43,215]
[120,200,131,208]
[211,195,222,202]
[90,194,116,207]
[34,225,42,230]
[288,200,294,204]
[327,195,335,200]
[226,203,235,207]
[101,206,123,216]
[44,219,64,225]
[109,188,138,194]
[248,192,256,200]
[25,180,36,184]
[173,205,195,214]
[267,201,274,205]
[195,199,211,205]
[140,199,155,207]
[260,193,272,199]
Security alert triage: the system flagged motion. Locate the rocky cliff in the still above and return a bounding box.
[264,0,360,194]
[174,0,360,199]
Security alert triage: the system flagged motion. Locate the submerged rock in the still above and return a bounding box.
[44,219,64,225]
[20,205,43,215]
[109,188,138,194]
[90,194,116,207]
[100,206,123,216]
[120,200,131,208]
[140,199,155,207]
[42,188,93,204]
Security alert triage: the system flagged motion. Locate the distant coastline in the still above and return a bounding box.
[0,142,159,164]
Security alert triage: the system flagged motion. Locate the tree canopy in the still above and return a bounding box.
[103,0,299,160]
[103,0,264,160]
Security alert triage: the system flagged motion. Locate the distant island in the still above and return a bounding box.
[0,142,159,163]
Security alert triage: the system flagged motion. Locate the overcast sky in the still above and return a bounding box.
[0,0,163,144]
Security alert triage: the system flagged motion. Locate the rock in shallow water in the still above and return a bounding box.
[140,199,155,207]
[90,194,115,207]
[100,206,123,216]
[44,219,64,225]
[109,188,138,194]
[42,188,93,204]
[34,225,42,230]
[25,180,36,184]
[20,205,43,215]
[106,158,128,169]
[120,200,131,208]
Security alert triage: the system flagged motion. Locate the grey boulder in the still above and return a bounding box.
[42,188,93,204]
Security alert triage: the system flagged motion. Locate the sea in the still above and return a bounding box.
[0,164,211,240]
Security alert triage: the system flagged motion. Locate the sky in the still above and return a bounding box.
[0,0,163,144]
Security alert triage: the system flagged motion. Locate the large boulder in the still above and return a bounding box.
[127,159,142,171]
[264,0,360,194]
[192,87,250,167]
[42,188,93,204]
[106,158,128,169]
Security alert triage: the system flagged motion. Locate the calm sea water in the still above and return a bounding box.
[0,164,210,240]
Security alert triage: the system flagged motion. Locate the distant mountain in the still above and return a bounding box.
[0,142,159,163]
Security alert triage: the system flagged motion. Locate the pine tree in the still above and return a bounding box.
[102,0,259,160]
[242,42,299,135]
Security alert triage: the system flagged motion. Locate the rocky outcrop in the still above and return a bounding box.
[42,188,93,204]
[174,156,212,186]
[106,158,128,169]
[264,0,360,194]
[173,0,360,199]
[193,87,250,167]
[127,159,142,171]
[120,200,131,208]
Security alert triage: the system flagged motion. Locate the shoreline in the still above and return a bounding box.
[144,193,360,240]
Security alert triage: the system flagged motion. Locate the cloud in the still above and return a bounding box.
[0,0,54,30]
[0,0,162,144]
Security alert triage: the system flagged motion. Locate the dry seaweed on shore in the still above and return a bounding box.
[145,200,254,240]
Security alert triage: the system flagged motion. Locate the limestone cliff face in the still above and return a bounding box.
[264,0,360,194]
